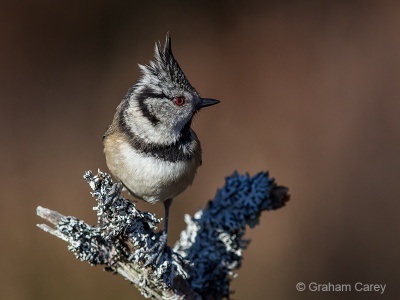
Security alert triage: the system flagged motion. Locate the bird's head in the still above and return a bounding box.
[120,33,219,145]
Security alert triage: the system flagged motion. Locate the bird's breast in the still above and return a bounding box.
[103,133,201,203]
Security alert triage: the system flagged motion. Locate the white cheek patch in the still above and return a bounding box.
[126,98,186,145]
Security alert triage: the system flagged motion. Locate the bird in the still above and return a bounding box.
[102,33,219,264]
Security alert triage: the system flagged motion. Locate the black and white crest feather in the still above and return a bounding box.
[138,33,197,94]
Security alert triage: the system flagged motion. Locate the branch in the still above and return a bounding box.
[37,170,289,299]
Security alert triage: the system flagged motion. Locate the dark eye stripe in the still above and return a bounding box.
[139,88,166,100]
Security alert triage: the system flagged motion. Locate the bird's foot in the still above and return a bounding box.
[143,231,168,267]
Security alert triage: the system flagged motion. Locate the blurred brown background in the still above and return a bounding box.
[1,1,399,299]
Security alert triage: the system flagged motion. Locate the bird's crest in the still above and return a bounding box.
[138,33,196,94]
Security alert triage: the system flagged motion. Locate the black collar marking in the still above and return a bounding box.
[118,103,194,162]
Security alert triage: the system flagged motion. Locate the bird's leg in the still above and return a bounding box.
[143,198,173,266]
[163,197,173,238]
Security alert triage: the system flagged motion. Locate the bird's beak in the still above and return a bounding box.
[198,98,220,109]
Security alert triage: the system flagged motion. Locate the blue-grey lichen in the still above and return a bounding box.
[174,171,289,299]
[57,170,190,291]
[44,170,289,299]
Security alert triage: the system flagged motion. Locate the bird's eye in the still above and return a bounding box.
[173,96,185,106]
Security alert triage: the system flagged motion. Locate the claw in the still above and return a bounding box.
[143,232,168,267]
[142,198,173,267]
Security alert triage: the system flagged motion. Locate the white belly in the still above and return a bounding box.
[104,137,199,203]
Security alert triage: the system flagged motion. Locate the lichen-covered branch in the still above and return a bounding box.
[37,170,289,299]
